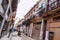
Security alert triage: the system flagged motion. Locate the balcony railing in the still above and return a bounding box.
[49,1,57,10]
[47,0,60,11]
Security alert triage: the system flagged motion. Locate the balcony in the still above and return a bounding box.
[47,0,60,11]
[42,0,60,17]
[37,7,45,15]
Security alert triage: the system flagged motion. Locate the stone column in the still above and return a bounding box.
[45,21,49,40]
[29,23,33,37]
[39,19,44,40]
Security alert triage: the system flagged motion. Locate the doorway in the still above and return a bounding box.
[31,22,41,40]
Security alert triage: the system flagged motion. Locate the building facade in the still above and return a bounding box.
[22,0,60,40]
[0,0,18,37]
[22,1,41,40]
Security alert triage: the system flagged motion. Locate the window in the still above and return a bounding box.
[49,32,54,40]
[31,12,33,14]
[33,9,35,12]
[36,6,38,8]
[53,16,60,22]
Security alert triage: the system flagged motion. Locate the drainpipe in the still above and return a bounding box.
[39,19,44,40]
[0,0,11,37]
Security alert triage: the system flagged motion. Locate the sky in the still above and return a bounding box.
[15,0,38,24]
[16,0,38,19]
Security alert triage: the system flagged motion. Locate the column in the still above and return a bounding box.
[45,21,49,40]
[29,23,33,37]
[0,0,11,37]
[26,26,29,36]
[39,19,44,40]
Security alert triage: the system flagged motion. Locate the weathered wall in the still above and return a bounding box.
[48,13,60,40]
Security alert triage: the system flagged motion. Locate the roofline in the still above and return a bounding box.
[24,1,40,17]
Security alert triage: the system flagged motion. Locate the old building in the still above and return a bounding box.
[0,0,18,37]
[22,0,41,40]
[22,0,60,40]
[42,0,60,40]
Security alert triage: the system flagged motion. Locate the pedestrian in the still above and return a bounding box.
[8,27,13,38]
[17,25,21,36]
[18,31,21,36]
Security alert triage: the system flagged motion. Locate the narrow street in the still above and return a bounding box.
[0,32,35,40]
[0,0,60,40]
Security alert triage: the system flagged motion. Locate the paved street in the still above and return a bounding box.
[0,32,35,40]
[21,33,35,40]
[0,35,22,40]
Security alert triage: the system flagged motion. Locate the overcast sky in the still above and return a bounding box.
[14,0,38,24]
[16,0,38,19]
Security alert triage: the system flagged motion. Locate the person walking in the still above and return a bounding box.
[8,27,13,38]
[17,25,21,36]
